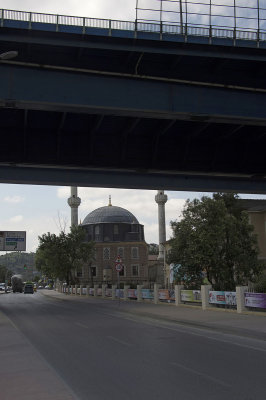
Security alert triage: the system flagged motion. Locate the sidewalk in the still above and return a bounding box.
[41,289,266,341]
[0,308,78,400]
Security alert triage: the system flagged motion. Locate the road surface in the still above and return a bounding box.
[0,292,265,400]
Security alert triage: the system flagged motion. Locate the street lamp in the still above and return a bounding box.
[0,51,18,60]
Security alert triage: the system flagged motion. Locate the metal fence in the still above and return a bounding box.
[1,6,266,42]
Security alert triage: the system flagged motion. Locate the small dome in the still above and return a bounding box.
[82,205,139,225]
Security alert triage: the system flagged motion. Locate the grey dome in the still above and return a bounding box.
[82,206,139,225]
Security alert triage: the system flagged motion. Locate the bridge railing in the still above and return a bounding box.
[1,8,266,43]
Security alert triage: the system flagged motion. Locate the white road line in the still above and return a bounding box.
[107,335,132,347]
[171,361,231,388]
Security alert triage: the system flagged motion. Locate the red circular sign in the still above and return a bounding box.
[115,264,123,272]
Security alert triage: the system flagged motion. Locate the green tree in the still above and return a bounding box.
[35,225,94,285]
[0,265,12,283]
[168,193,262,290]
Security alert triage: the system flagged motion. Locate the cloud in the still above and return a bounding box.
[3,195,25,204]
[9,215,23,223]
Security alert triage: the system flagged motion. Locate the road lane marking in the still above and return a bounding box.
[107,336,132,347]
[170,361,231,388]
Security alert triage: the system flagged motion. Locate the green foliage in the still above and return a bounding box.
[148,243,159,255]
[253,268,266,293]
[168,193,262,290]
[0,265,12,283]
[35,225,95,285]
[0,252,35,275]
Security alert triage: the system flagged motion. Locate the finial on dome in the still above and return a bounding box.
[108,195,112,206]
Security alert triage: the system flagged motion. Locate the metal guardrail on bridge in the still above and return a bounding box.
[1,5,266,45]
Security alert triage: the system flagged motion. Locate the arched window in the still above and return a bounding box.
[131,247,139,259]
[114,224,119,234]
[117,247,124,258]
[103,247,110,260]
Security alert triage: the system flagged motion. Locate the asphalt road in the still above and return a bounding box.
[1,292,266,400]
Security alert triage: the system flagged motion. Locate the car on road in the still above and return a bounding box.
[24,283,34,294]
[0,283,5,291]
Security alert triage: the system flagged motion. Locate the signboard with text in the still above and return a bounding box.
[244,292,266,309]
[181,290,201,302]
[141,289,154,299]
[0,231,26,251]
[209,291,236,305]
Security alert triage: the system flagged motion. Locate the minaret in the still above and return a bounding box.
[155,190,168,261]
[67,186,81,226]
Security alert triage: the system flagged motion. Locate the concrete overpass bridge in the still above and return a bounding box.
[1,8,266,193]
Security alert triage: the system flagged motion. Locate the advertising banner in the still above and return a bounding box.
[105,288,112,297]
[97,288,102,296]
[209,291,237,305]
[128,289,137,298]
[181,290,201,302]
[116,289,124,298]
[225,291,237,306]
[209,291,226,305]
[89,288,94,295]
[244,292,266,309]
[159,289,170,300]
[141,289,154,299]
[82,288,87,295]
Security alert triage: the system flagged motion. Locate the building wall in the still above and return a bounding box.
[248,211,266,260]
[78,241,148,284]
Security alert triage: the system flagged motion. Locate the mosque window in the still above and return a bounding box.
[103,247,110,260]
[114,224,119,234]
[132,265,139,276]
[95,225,100,235]
[117,247,124,258]
[131,247,139,259]
[76,268,83,277]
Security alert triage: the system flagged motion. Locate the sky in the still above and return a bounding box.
[1,0,266,252]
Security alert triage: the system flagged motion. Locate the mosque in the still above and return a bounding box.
[68,188,167,285]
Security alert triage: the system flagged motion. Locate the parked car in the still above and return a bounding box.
[24,283,34,294]
[0,283,5,291]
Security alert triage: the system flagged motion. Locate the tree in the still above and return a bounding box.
[0,265,12,283]
[168,193,262,290]
[148,243,159,255]
[35,225,94,285]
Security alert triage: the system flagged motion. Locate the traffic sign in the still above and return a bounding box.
[115,263,123,272]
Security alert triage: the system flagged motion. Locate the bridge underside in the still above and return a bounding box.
[1,20,266,193]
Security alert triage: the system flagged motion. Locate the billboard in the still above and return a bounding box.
[181,290,201,302]
[141,289,154,299]
[244,293,266,309]
[0,231,26,251]
[128,289,137,298]
[159,289,175,301]
[209,291,236,305]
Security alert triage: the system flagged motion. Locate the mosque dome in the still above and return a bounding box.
[82,205,139,225]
